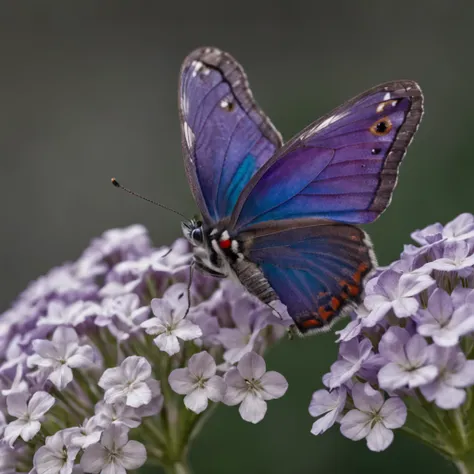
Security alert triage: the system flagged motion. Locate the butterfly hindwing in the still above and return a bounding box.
[179,47,282,225]
[237,219,375,334]
[229,81,423,231]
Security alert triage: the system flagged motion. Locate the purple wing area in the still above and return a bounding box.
[179,47,282,224]
[238,219,375,334]
[229,81,423,231]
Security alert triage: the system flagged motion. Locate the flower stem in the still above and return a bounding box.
[455,450,474,474]
[162,459,192,474]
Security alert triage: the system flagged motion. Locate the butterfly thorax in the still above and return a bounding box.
[181,219,245,279]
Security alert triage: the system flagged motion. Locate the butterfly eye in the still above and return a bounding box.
[370,118,392,136]
[220,99,235,112]
[191,228,203,243]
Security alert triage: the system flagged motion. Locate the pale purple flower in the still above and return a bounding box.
[377,327,438,390]
[326,338,374,389]
[218,301,269,364]
[336,318,363,342]
[309,387,346,435]
[87,224,152,261]
[98,356,155,408]
[340,383,406,452]
[94,401,141,429]
[224,352,288,424]
[27,327,95,390]
[421,346,474,409]
[38,300,100,327]
[169,351,226,414]
[141,298,202,356]
[95,294,149,341]
[34,429,80,474]
[412,213,474,245]
[1,364,28,396]
[80,424,146,474]
[4,391,55,446]
[415,289,474,347]
[420,241,474,275]
[363,270,435,326]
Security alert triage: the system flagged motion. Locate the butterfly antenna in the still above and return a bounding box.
[111,178,187,219]
[184,261,195,318]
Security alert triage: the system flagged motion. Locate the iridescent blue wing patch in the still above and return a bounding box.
[179,47,282,225]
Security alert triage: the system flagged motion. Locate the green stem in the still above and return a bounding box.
[162,458,192,474]
[454,449,474,474]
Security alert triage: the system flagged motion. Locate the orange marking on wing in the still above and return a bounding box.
[318,306,334,321]
[302,318,321,329]
[347,284,360,297]
[353,271,362,284]
[331,297,341,311]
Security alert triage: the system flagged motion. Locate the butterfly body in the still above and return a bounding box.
[179,47,423,334]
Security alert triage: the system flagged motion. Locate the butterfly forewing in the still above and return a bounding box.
[229,81,423,231]
[179,47,282,225]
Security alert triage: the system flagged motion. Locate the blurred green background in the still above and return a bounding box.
[0,1,471,472]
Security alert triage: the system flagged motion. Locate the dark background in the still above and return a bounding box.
[0,2,469,473]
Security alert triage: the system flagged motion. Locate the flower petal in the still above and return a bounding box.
[120,440,147,469]
[184,388,209,414]
[187,351,216,379]
[379,398,407,429]
[340,409,372,441]
[205,376,226,403]
[259,371,288,400]
[239,392,267,424]
[28,391,56,419]
[366,422,394,452]
[168,368,194,395]
[237,352,266,380]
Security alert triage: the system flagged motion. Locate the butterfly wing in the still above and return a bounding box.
[229,81,423,231]
[236,218,375,334]
[179,47,282,225]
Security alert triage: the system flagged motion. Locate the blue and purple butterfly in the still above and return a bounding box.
[179,47,423,335]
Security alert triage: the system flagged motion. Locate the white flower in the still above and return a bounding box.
[141,299,202,356]
[340,383,406,452]
[28,327,95,390]
[4,391,55,446]
[223,352,288,424]
[169,351,226,414]
[98,356,155,408]
[80,424,146,474]
[34,429,80,474]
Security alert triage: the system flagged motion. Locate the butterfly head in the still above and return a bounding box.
[181,219,204,246]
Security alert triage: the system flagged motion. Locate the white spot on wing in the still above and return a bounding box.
[221,231,230,240]
[383,92,391,100]
[183,122,195,150]
[301,110,350,139]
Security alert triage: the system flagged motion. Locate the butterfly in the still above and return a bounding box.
[178,47,423,335]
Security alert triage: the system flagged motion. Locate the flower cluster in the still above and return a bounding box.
[310,213,474,464]
[0,225,288,473]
